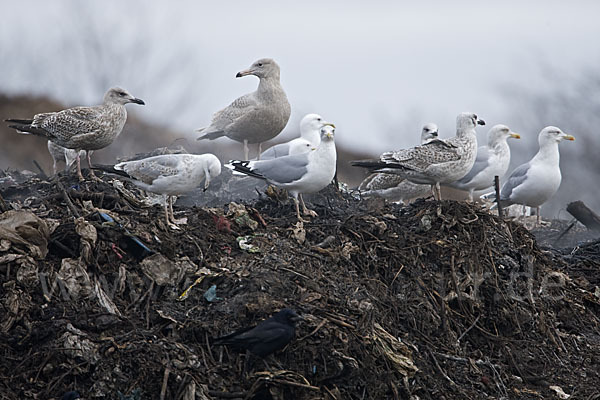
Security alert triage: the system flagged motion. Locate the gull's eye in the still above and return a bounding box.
[118,91,126,96]
[257,63,263,67]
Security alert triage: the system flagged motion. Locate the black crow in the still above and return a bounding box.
[213,308,302,357]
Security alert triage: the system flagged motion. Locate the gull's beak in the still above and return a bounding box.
[129,97,145,105]
[477,119,486,126]
[204,168,211,191]
[324,122,336,129]
[325,132,334,139]
[510,133,521,139]
[236,68,252,78]
[432,131,439,137]
[563,134,575,141]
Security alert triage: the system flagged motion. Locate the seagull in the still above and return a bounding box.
[6,87,144,181]
[196,58,291,160]
[358,123,438,203]
[494,126,574,223]
[47,141,88,175]
[447,124,521,201]
[260,113,334,160]
[351,113,485,200]
[213,308,302,357]
[95,154,221,229]
[227,124,337,222]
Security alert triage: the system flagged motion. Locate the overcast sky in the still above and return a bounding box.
[1,0,599,152]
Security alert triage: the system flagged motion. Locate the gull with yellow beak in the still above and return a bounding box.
[227,124,337,222]
[260,113,335,160]
[493,126,575,223]
[447,124,521,201]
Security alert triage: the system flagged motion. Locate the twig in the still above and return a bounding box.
[494,176,503,218]
[271,378,320,391]
[298,318,328,341]
[0,192,9,212]
[32,159,47,179]
[457,314,481,345]
[554,219,577,245]
[280,266,310,280]
[208,391,247,398]
[54,177,80,218]
[428,349,455,385]
[160,366,170,400]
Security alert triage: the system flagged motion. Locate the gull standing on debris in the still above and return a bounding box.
[6,87,145,181]
[47,141,88,175]
[493,126,574,223]
[95,154,221,229]
[213,309,302,357]
[447,124,521,201]
[227,124,337,222]
[351,112,485,200]
[196,58,291,160]
[358,123,438,203]
[260,113,334,160]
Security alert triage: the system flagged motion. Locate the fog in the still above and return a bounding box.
[1,0,599,218]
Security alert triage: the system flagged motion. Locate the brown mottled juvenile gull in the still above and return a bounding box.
[492,126,574,223]
[351,113,485,200]
[6,87,145,181]
[358,123,438,203]
[447,124,521,201]
[47,141,88,175]
[196,58,291,160]
[260,113,334,160]
[95,154,221,229]
[227,124,337,222]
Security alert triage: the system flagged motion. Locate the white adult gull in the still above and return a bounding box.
[351,112,485,200]
[447,124,521,201]
[96,154,221,229]
[6,87,145,181]
[358,123,439,203]
[196,58,291,160]
[47,141,88,175]
[260,113,334,160]
[227,124,337,222]
[494,126,574,223]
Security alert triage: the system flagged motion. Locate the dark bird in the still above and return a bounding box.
[213,308,302,357]
[61,391,80,400]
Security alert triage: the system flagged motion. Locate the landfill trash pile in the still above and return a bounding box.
[0,170,599,399]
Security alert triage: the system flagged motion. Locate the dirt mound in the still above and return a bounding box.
[0,171,599,399]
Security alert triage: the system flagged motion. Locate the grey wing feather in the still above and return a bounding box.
[36,106,104,140]
[252,153,309,184]
[260,143,291,160]
[382,139,461,171]
[500,162,530,200]
[456,146,490,184]
[204,94,258,133]
[120,155,182,185]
